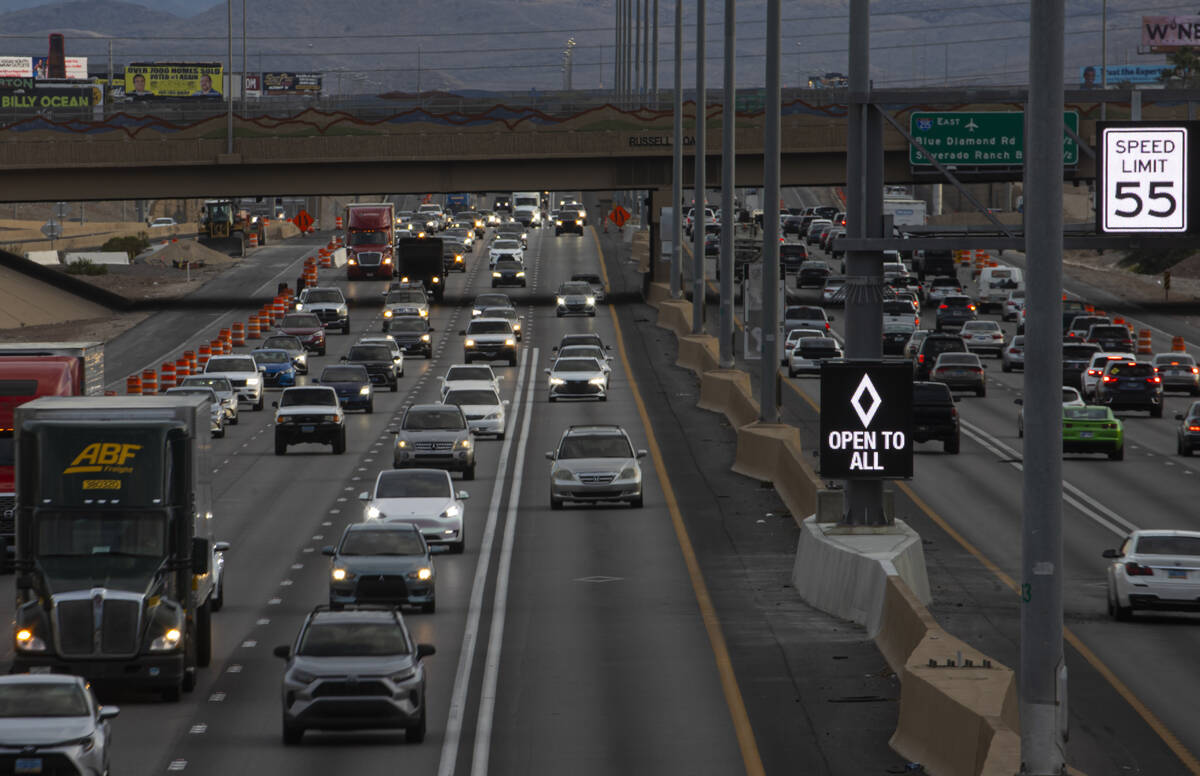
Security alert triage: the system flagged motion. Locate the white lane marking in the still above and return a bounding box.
[189,724,207,734]
[436,346,532,776]
[471,347,538,776]
[959,420,1139,537]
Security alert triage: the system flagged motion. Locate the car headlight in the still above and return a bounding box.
[585,297,596,306]
[441,504,461,518]
[289,668,316,685]
[331,567,353,582]
[553,469,575,481]
[431,276,440,284]
[557,297,567,305]
[485,411,501,419]
[505,338,516,346]
[556,219,563,225]
[295,303,304,311]
[419,309,428,317]
[549,377,566,386]
[414,567,435,583]
[512,323,521,331]
[619,465,638,479]
[15,628,46,652]
[359,386,371,396]
[457,438,471,449]
[384,310,394,317]
[324,414,339,422]
[390,667,416,683]
[396,440,407,449]
[589,376,607,386]
[246,376,260,386]
[492,272,502,278]
[421,334,431,342]
[295,353,307,364]
[465,339,475,348]
[367,505,382,518]
[516,271,525,278]
[576,219,583,225]
[150,627,183,652]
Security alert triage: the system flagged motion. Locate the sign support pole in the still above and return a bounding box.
[670,0,683,299]
[759,0,780,416]
[691,0,706,334]
[1021,0,1067,772]
[718,0,735,369]
[226,0,234,155]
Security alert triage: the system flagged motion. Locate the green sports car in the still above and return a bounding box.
[1062,405,1124,460]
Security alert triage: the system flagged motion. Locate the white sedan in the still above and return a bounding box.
[360,469,469,554]
[442,384,509,439]
[1104,530,1200,620]
[960,320,1006,357]
[439,364,501,398]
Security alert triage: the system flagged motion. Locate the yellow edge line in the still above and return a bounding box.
[777,361,1200,774]
[595,226,766,776]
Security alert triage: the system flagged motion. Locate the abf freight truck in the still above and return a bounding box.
[11,396,229,701]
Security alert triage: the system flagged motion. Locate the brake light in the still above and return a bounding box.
[1125,562,1154,577]
[939,304,948,310]
[968,304,976,311]
[950,407,958,418]
[1087,369,1100,376]
[1102,376,1117,383]
[1149,376,1161,384]
[1189,425,1200,432]
[1193,367,1198,374]
[918,354,925,363]
[824,322,831,330]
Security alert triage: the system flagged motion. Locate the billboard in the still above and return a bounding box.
[0,84,101,110]
[1143,16,1200,49]
[0,56,31,78]
[124,62,223,98]
[1080,64,1172,87]
[262,72,322,95]
[33,56,87,79]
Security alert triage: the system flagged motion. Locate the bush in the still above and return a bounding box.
[101,232,150,260]
[65,258,108,276]
[1119,246,1194,275]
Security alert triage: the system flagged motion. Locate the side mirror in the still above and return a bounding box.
[545,451,556,460]
[1176,413,1185,421]
[636,450,648,459]
[428,327,435,332]
[271,401,279,408]
[502,399,511,405]
[1014,398,1024,406]
[358,491,370,501]
[321,546,336,556]
[827,315,835,322]
[416,643,436,659]
[339,356,347,362]
[982,364,988,369]
[544,368,552,374]
[459,330,466,336]
[1102,549,1121,559]
[273,645,291,660]
[98,706,120,721]
[457,490,471,500]
[606,345,613,350]
[214,541,230,553]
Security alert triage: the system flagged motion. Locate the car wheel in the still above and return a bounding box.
[211,576,224,612]
[976,385,986,398]
[274,439,287,455]
[463,463,475,481]
[343,320,351,335]
[333,430,346,455]
[1183,440,1193,457]
[253,394,264,411]
[630,492,644,508]
[229,412,239,425]
[214,426,225,439]
[550,495,564,510]
[196,600,212,668]
[944,435,960,454]
[491,281,498,288]
[599,394,607,402]
[509,356,517,367]
[421,600,436,614]
[407,705,427,744]
[1151,404,1163,418]
[450,538,466,555]
[1109,445,1124,461]
[1002,362,1012,373]
[365,400,374,414]
[548,395,556,403]
[788,368,796,378]
[162,683,182,703]
[1113,594,1133,621]
[391,380,399,393]
[318,346,326,356]
[282,720,304,746]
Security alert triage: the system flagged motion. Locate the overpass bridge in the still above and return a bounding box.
[0,86,1183,202]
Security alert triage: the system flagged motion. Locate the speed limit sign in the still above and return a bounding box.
[1099,123,1190,233]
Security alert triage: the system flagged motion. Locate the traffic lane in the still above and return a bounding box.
[103,246,520,773]
[103,234,329,387]
[486,251,746,775]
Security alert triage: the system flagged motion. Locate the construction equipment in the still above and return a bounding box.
[200,199,267,254]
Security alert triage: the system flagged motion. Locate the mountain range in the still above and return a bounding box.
[0,0,1170,93]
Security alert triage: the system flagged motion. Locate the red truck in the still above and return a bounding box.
[0,342,104,569]
[345,202,396,280]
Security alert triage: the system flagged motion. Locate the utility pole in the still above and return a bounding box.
[760,0,780,418]
[1100,0,1108,120]
[642,0,649,100]
[718,0,736,369]
[634,0,641,104]
[226,0,233,155]
[652,0,659,104]
[670,0,683,298]
[1021,0,1067,772]
[241,0,247,117]
[691,0,706,334]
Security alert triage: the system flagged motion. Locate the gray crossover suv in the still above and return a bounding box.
[393,404,476,479]
[546,424,647,509]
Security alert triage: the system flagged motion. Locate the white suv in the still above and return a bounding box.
[204,354,264,410]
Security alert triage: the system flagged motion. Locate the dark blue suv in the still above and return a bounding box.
[315,364,374,413]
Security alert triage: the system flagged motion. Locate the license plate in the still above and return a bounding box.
[1078,431,1093,438]
[951,369,967,376]
[1168,569,1189,580]
[15,758,42,774]
[301,425,315,433]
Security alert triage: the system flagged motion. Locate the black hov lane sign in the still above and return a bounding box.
[819,361,913,479]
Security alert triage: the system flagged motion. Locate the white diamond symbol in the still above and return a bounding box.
[850,374,882,427]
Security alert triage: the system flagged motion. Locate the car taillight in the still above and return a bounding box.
[950,407,958,418]
[918,354,925,363]
[939,304,948,310]
[824,322,831,329]
[1193,367,1199,374]
[1188,425,1200,432]
[968,304,976,311]
[1102,423,1117,430]
[1125,562,1154,577]
[1087,369,1100,376]
[1102,376,1117,383]
[1149,376,1161,384]
[970,367,982,373]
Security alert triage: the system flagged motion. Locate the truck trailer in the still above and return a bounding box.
[396,237,446,302]
[0,342,104,569]
[12,395,229,701]
[345,203,396,280]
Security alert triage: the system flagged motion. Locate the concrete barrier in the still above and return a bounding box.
[878,576,1020,776]
[698,369,759,429]
[675,334,719,375]
[645,281,672,309]
[655,299,692,338]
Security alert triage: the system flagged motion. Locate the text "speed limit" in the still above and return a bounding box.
[1101,127,1188,233]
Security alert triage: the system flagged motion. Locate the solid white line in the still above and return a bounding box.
[470,346,538,776]
[436,344,531,776]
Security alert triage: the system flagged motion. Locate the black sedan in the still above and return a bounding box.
[491,259,527,287]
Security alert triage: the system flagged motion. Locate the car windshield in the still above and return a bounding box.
[1135,536,1200,556]
[913,383,952,403]
[0,683,89,718]
[207,357,256,372]
[786,307,822,320]
[304,290,342,303]
[937,354,978,366]
[1061,389,1081,402]
[883,301,914,314]
[559,336,602,349]
[554,358,603,373]
[376,470,450,498]
[321,367,368,382]
[493,240,520,250]
[930,278,958,288]
[444,389,500,406]
[281,314,321,329]
[182,376,231,391]
[1063,345,1098,359]
[483,308,517,320]
[560,346,603,360]
[943,297,972,307]
[387,291,425,304]
[340,529,425,556]
[1107,363,1152,377]
[280,389,336,407]
[349,232,385,246]
[404,409,465,430]
[348,346,393,361]
[558,435,633,459]
[391,318,427,332]
[1155,355,1196,366]
[800,337,838,349]
[253,350,289,364]
[560,283,593,295]
[468,321,511,334]
[474,295,510,308]
[1090,326,1129,338]
[962,322,999,332]
[572,275,601,284]
[166,388,216,400]
[1064,407,1110,420]
[262,336,301,351]
[445,366,494,382]
[298,621,409,657]
[495,261,523,271]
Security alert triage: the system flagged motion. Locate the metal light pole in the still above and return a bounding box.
[226,0,233,154]
[614,0,622,103]
[760,0,780,418]
[241,0,247,117]
[691,0,707,334]
[718,0,736,368]
[652,0,659,104]
[1021,0,1067,771]
[1100,0,1108,120]
[642,0,649,100]
[670,0,683,298]
[634,0,641,104]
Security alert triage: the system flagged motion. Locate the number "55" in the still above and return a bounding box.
[1114,181,1177,218]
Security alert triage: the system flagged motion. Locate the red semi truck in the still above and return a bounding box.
[345,203,396,280]
[0,342,104,569]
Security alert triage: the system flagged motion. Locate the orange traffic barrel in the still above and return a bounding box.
[321,253,332,269]
[247,316,262,339]
[274,298,287,319]
[126,374,142,395]
[219,328,232,350]
[141,369,158,394]
[1173,336,1187,352]
[159,362,176,391]
[248,232,259,249]
[184,350,197,371]
[208,338,223,356]
[231,322,246,347]
[335,215,343,230]
[1085,304,1094,313]
[175,357,191,379]
[1113,315,1125,326]
[198,344,211,367]
[1137,329,1154,354]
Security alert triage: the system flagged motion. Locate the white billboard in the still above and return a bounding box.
[0,56,31,78]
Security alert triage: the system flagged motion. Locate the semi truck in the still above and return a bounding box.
[0,342,104,570]
[396,237,446,302]
[883,198,928,227]
[345,203,396,280]
[11,395,228,701]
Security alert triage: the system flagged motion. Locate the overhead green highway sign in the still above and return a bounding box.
[909,111,1079,167]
